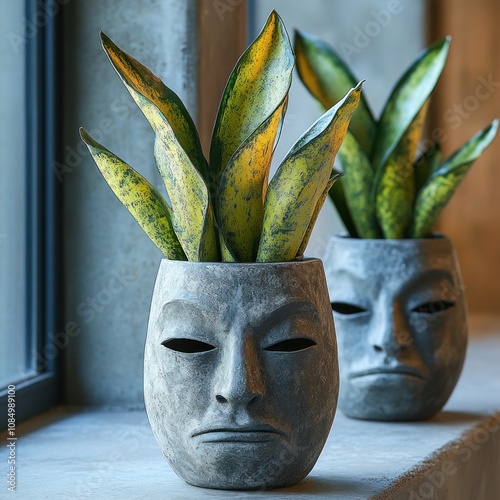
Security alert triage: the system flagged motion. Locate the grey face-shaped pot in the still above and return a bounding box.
[323,235,467,421]
[144,258,338,490]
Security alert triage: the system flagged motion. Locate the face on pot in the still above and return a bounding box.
[144,261,337,489]
[329,240,467,420]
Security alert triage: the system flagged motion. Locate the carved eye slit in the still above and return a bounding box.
[265,338,317,352]
[162,338,215,353]
[331,302,368,315]
[412,300,455,314]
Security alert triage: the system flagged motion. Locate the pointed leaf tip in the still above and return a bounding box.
[210,8,294,181]
[79,130,186,260]
[80,127,98,148]
[99,32,207,177]
[411,119,498,238]
[294,32,375,152]
[79,127,89,142]
[99,31,114,50]
[372,37,450,172]
[257,85,361,261]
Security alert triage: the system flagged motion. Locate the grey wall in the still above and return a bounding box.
[254,0,426,258]
[62,0,197,406]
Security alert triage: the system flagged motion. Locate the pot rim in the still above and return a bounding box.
[157,257,322,267]
[332,232,447,243]
[324,232,458,257]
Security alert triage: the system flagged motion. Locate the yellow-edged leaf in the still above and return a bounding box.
[327,169,359,238]
[414,143,443,194]
[297,173,341,257]
[135,94,218,261]
[209,10,294,181]
[257,83,362,262]
[294,29,376,153]
[375,101,428,238]
[217,96,288,262]
[411,120,498,238]
[79,128,186,260]
[100,32,208,179]
[371,37,450,171]
[219,232,237,262]
[338,131,381,238]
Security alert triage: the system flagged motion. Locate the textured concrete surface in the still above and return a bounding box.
[2,328,499,499]
[144,260,338,489]
[324,236,467,421]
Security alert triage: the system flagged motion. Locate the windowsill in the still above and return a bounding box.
[3,318,500,499]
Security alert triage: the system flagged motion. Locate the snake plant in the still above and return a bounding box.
[80,12,361,262]
[295,30,498,239]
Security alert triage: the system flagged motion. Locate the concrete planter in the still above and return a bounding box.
[144,258,338,490]
[323,235,467,421]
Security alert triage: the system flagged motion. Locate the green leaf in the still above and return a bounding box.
[257,83,362,262]
[375,101,428,238]
[414,142,443,194]
[294,29,376,153]
[134,93,218,261]
[337,131,381,238]
[411,120,498,238]
[371,37,450,171]
[297,174,342,257]
[80,128,186,260]
[217,97,288,262]
[100,32,208,180]
[210,10,294,181]
[219,232,237,262]
[327,171,359,238]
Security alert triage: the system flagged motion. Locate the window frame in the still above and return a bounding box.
[0,0,61,429]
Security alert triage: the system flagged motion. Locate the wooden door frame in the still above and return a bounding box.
[428,0,500,313]
[197,0,247,157]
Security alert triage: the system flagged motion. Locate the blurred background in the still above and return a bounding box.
[1,0,499,421]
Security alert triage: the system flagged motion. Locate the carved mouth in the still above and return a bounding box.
[349,366,427,380]
[192,425,287,443]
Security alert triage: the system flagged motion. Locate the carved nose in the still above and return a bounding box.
[214,337,265,406]
[371,304,408,356]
